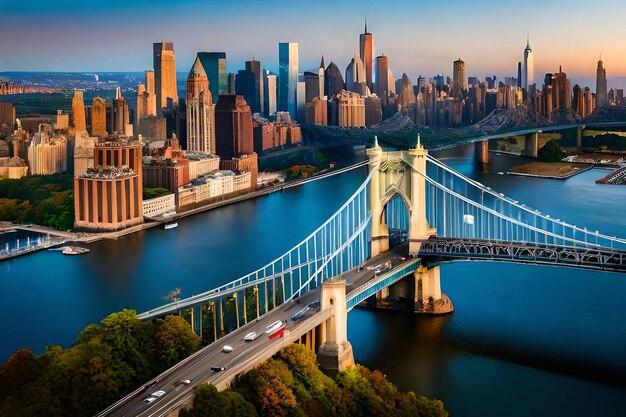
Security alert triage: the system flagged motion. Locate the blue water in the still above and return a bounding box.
[1,145,626,416]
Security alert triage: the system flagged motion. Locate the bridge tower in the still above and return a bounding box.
[317,279,355,371]
[366,136,453,315]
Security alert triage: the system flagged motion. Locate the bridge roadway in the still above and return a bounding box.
[419,237,626,272]
[99,245,410,417]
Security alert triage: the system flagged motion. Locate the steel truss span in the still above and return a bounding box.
[419,237,626,272]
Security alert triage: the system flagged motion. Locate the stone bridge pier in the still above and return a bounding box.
[317,279,355,371]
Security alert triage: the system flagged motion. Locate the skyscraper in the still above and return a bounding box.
[235,59,264,114]
[325,61,345,98]
[114,87,130,134]
[374,55,389,98]
[153,41,178,111]
[136,84,148,124]
[263,70,277,117]
[346,52,366,94]
[71,90,86,131]
[278,42,299,120]
[186,56,216,153]
[197,52,228,100]
[596,59,608,107]
[144,70,157,116]
[552,66,571,110]
[215,94,254,160]
[359,19,374,93]
[523,36,534,89]
[452,59,466,98]
[91,97,107,137]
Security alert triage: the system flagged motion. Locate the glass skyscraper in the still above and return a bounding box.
[197,52,228,101]
[278,42,299,119]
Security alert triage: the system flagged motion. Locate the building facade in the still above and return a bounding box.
[153,41,179,111]
[71,90,87,131]
[197,52,228,101]
[186,56,216,153]
[278,42,299,120]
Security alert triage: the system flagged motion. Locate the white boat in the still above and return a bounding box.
[164,222,178,230]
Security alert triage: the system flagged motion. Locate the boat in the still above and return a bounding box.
[164,222,178,230]
[57,246,90,255]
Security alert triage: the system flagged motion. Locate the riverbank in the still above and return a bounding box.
[506,162,592,179]
[3,159,369,258]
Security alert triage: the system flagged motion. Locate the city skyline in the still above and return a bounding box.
[2,0,626,88]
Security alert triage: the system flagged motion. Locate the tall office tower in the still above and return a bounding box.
[215,94,254,160]
[0,102,16,128]
[197,52,228,100]
[523,36,534,89]
[71,90,87,131]
[517,62,522,88]
[247,59,263,114]
[572,84,584,116]
[416,76,426,90]
[318,56,325,99]
[297,75,306,122]
[324,61,345,98]
[374,55,389,98]
[228,72,236,94]
[359,19,374,93]
[304,72,320,103]
[114,87,130,134]
[596,59,608,107]
[278,42,299,120]
[583,87,594,116]
[452,58,466,98]
[346,52,366,94]
[399,73,415,117]
[186,56,216,153]
[144,70,157,116]
[551,67,571,110]
[153,41,178,111]
[136,83,148,125]
[91,97,107,137]
[263,70,277,117]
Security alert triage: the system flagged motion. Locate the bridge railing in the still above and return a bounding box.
[424,155,626,250]
[138,168,375,321]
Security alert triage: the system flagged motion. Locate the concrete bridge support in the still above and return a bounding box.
[317,279,355,372]
[474,140,489,165]
[524,132,539,158]
[413,265,453,314]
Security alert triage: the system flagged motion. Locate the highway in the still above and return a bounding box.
[97,244,409,417]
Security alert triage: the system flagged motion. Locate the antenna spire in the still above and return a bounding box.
[365,16,368,34]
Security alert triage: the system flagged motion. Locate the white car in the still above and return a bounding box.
[244,331,257,341]
[144,390,166,403]
[222,345,234,353]
[265,320,284,334]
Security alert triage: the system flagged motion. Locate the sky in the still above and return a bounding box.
[2,0,626,89]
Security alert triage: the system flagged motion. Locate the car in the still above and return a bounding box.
[142,379,158,392]
[178,379,191,386]
[144,390,166,403]
[291,307,310,321]
[265,320,283,334]
[222,345,234,353]
[244,331,257,341]
[211,366,226,373]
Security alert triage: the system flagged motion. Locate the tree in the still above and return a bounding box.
[153,315,201,373]
[538,139,566,162]
[0,349,42,399]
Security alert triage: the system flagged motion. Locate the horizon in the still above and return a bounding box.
[2,0,626,91]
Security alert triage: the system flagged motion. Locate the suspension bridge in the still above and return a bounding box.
[103,138,626,416]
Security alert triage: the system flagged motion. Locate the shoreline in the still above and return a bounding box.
[3,159,369,260]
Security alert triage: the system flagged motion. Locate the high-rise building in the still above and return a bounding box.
[452,59,466,98]
[71,90,87,131]
[596,59,608,107]
[359,19,374,93]
[304,72,321,103]
[325,61,345,98]
[114,87,130,134]
[27,129,67,175]
[145,70,157,116]
[197,52,228,100]
[335,90,365,127]
[228,72,236,94]
[136,84,148,125]
[572,84,584,116]
[186,56,216,154]
[153,41,178,111]
[263,70,277,117]
[523,36,534,89]
[374,55,389,98]
[236,59,264,115]
[215,94,254,160]
[278,42,299,120]
[552,66,571,110]
[346,52,366,94]
[91,97,107,137]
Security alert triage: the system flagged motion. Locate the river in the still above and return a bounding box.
[1,145,625,416]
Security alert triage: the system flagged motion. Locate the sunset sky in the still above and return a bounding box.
[2,0,626,88]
